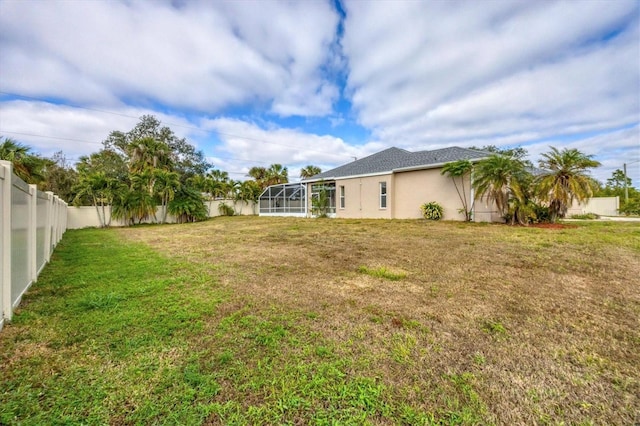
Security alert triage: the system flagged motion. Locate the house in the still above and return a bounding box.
[259,146,502,221]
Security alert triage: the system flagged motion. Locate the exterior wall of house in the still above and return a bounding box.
[304,168,504,222]
[393,168,468,220]
[326,174,393,219]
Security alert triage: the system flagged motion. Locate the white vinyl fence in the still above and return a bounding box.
[567,196,620,217]
[1,160,67,331]
[67,199,257,229]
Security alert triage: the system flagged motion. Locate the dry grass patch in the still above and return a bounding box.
[2,217,638,424]
[117,217,640,424]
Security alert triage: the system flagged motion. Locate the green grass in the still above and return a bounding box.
[1,218,639,425]
[357,265,407,281]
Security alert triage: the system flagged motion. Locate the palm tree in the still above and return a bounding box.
[0,136,48,184]
[73,172,119,227]
[472,154,529,221]
[168,187,209,223]
[536,147,601,222]
[154,169,181,223]
[130,170,159,222]
[235,180,262,214]
[300,165,321,179]
[441,159,473,221]
[129,137,173,173]
[266,163,288,187]
[247,166,268,190]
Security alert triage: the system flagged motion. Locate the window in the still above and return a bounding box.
[339,185,345,209]
[379,182,387,209]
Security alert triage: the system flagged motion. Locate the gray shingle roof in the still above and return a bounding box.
[307,146,491,181]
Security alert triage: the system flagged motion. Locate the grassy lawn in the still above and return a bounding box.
[1,217,639,425]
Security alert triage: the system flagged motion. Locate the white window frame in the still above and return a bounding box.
[339,185,345,209]
[379,181,387,209]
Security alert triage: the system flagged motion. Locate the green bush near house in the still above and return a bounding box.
[421,201,444,220]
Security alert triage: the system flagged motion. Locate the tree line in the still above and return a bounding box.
[2,120,637,226]
[0,115,323,227]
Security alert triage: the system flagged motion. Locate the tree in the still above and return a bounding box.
[300,165,321,179]
[0,136,49,184]
[441,159,474,221]
[41,151,79,203]
[235,180,262,214]
[594,169,639,216]
[248,166,269,190]
[73,172,119,227]
[605,169,632,190]
[103,115,210,182]
[266,163,288,187]
[129,137,174,173]
[168,187,208,223]
[76,148,128,182]
[469,145,531,164]
[154,169,180,223]
[536,147,601,222]
[472,154,529,222]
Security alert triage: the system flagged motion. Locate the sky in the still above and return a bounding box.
[0,0,639,187]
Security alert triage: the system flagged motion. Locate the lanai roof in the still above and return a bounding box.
[306,146,490,181]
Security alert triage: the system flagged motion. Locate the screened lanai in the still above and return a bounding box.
[259,183,307,217]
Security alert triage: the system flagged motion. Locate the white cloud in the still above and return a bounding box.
[199,117,383,180]
[342,0,639,146]
[0,100,199,161]
[0,0,340,116]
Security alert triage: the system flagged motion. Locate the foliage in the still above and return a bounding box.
[420,201,444,220]
[595,169,640,216]
[469,145,531,165]
[619,199,640,216]
[300,165,321,179]
[40,151,79,203]
[73,172,119,227]
[536,147,601,222]
[570,213,600,220]
[218,202,235,216]
[168,187,208,223]
[311,182,331,218]
[103,115,210,182]
[248,164,289,190]
[441,159,473,221]
[0,136,50,184]
[154,169,180,224]
[473,154,529,223]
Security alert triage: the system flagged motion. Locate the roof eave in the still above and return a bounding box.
[392,156,490,173]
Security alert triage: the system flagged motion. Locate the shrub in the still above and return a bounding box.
[218,203,235,216]
[168,187,208,223]
[420,202,444,220]
[570,212,600,220]
[620,199,640,216]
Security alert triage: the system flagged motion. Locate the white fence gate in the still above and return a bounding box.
[1,160,67,331]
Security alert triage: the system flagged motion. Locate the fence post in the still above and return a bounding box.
[1,161,13,323]
[44,191,53,263]
[29,184,38,284]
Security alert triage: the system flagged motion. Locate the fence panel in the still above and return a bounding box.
[10,176,31,308]
[36,191,49,273]
[1,160,67,331]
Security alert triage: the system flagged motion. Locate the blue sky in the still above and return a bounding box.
[0,0,638,186]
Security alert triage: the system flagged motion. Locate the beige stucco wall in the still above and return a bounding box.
[332,174,393,219]
[306,169,502,221]
[393,168,469,220]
